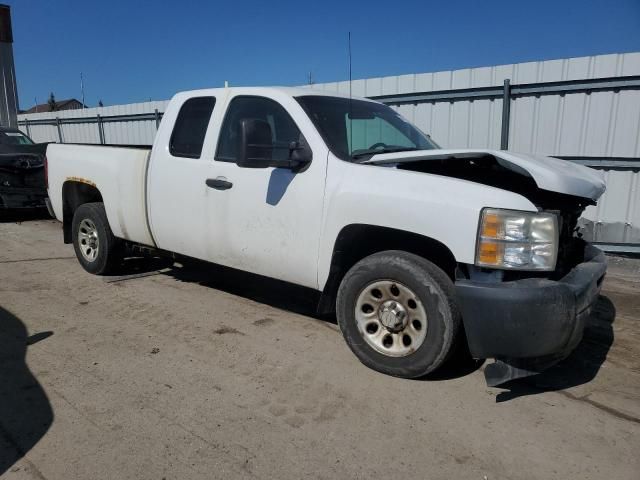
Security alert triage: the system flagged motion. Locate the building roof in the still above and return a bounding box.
[22,98,84,114]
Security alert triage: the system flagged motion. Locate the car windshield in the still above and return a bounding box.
[296,95,438,162]
[0,130,34,145]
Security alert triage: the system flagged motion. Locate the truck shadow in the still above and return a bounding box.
[422,339,485,381]
[113,255,483,379]
[103,253,331,315]
[166,257,324,318]
[495,295,615,402]
[107,254,619,391]
[111,255,176,278]
[0,307,54,475]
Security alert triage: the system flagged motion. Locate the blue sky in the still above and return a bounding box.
[7,0,640,109]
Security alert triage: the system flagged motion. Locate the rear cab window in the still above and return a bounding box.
[169,96,216,158]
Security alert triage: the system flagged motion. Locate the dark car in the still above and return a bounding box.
[0,127,48,213]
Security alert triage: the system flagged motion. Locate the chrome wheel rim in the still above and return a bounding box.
[354,280,428,357]
[78,218,99,262]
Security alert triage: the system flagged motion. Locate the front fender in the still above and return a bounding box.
[317,157,537,288]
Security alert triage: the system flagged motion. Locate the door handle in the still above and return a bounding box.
[206,177,233,190]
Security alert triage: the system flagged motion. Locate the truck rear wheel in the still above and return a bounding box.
[336,250,460,378]
[72,202,121,275]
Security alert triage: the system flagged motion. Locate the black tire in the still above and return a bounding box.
[71,202,122,275]
[336,250,461,378]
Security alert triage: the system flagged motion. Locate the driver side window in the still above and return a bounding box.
[216,96,303,163]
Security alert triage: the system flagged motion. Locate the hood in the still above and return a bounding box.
[362,149,606,202]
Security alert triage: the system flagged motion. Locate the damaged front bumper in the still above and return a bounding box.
[455,244,607,387]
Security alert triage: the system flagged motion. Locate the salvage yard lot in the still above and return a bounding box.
[1,218,639,480]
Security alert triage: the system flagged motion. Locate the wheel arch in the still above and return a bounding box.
[317,224,458,315]
[62,180,103,244]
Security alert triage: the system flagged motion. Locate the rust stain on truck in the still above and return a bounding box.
[66,176,97,187]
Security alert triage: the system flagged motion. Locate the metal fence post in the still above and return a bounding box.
[55,117,63,143]
[97,114,105,144]
[500,79,511,150]
[25,119,30,137]
[154,109,160,129]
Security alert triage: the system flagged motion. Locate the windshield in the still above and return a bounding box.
[296,95,438,162]
[0,130,34,145]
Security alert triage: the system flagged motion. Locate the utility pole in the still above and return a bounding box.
[80,72,85,108]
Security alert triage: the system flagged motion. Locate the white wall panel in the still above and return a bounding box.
[580,170,640,244]
[610,90,640,157]
[19,100,169,145]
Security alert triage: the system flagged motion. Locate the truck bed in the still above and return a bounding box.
[46,143,155,247]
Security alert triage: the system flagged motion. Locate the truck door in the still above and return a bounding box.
[147,95,218,260]
[203,94,327,289]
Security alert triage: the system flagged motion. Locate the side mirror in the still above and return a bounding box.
[286,139,312,171]
[237,118,313,171]
[237,118,273,169]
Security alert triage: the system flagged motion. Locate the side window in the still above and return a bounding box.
[216,96,303,163]
[169,96,216,158]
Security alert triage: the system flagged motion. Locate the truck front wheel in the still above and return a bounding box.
[71,202,121,275]
[336,250,460,378]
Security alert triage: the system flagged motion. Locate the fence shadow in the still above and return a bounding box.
[0,307,53,475]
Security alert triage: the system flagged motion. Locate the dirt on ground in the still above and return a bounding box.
[1,218,639,479]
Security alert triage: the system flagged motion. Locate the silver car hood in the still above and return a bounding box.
[362,149,606,201]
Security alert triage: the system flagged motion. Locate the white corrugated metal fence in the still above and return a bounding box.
[17,52,640,250]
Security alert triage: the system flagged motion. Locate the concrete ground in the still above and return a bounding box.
[1,217,639,480]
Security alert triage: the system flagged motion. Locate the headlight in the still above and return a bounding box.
[475,208,558,271]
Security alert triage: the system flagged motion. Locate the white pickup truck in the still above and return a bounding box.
[46,87,608,386]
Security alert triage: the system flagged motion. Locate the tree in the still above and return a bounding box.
[47,92,56,112]
[98,100,104,107]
